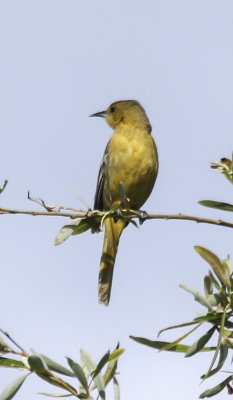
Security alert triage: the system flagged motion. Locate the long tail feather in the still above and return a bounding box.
[98,218,125,305]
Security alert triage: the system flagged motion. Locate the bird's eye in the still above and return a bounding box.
[110,106,115,113]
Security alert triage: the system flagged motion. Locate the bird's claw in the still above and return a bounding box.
[139,210,148,225]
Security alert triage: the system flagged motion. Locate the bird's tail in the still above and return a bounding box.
[98,218,125,306]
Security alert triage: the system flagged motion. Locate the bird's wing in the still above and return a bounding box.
[93,143,109,211]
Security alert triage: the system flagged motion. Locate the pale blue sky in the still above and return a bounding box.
[0,1,233,399]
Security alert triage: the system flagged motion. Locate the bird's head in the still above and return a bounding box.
[90,100,151,131]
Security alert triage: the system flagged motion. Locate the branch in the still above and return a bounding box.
[0,206,233,229]
[0,207,79,218]
[146,213,233,229]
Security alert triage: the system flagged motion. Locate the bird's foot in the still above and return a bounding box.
[138,210,148,225]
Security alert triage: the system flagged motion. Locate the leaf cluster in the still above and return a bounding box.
[0,339,123,400]
[131,155,233,398]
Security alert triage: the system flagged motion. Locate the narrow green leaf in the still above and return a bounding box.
[28,355,50,374]
[80,350,105,399]
[71,217,100,235]
[0,374,28,400]
[159,323,202,352]
[199,375,233,398]
[80,349,97,374]
[201,341,228,379]
[180,284,214,309]
[222,256,231,289]
[204,276,213,296]
[208,270,221,291]
[199,200,233,212]
[109,349,124,362]
[130,336,215,353]
[103,359,117,387]
[35,372,78,394]
[40,355,74,377]
[195,246,226,286]
[0,180,8,194]
[54,217,93,245]
[113,377,120,400]
[185,326,216,357]
[158,321,198,336]
[203,306,228,380]
[0,357,26,369]
[194,313,222,324]
[92,351,110,379]
[67,358,88,392]
[205,293,220,308]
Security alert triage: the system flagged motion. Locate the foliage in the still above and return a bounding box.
[131,155,233,398]
[0,336,123,400]
[199,155,233,212]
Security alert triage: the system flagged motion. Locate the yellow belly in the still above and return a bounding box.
[103,126,158,210]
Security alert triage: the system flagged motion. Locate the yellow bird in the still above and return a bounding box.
[90,100,158,306]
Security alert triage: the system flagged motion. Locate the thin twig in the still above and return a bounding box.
[145,213,233,229]
[27,191,88,213]
[0,328,28,356]
[0,206,233,229]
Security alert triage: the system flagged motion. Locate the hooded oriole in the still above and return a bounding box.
[91,100,158,305]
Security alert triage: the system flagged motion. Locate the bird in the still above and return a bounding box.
[90,100,159,306]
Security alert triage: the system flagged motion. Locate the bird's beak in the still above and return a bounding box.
[89,110,107,118]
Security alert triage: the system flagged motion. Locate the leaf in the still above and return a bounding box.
[208,270,221,291]
[203,307,228,380]
[40,355,74,377]
[185,326,216,357]
[71,217,100,235]
[194,246,227,287]
[80,349,96,375]
[28,355,50,374]
[199,375,233,398]
[201,341,228,379]
[158,323,202,352]
[113,377,120,400]
[54,216,99,245]
[179,284,213,309]
[92,351,110,379]
[130,336,215,353]
[0,374,28,400]
[28,354,78,394]
[66,358,88,392]
[109,349,124,362]
[36,371,77,395]
[205,294,220,308]
[80,350,105,399]
[0,357,26,369]
[194,313,222,324]
[204,276,213,296]
[103,359,117,387]
[222,256,231,289]
[0,180,8,195]
[158,321,198,336]
[210,157,233,184]
[199,200,233,212]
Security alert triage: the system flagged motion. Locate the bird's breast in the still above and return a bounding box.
[104,126,158,209]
